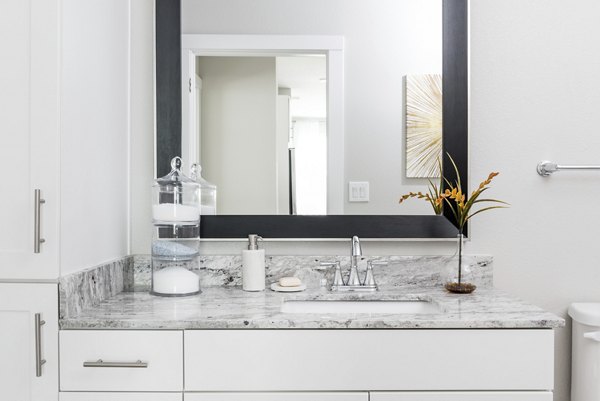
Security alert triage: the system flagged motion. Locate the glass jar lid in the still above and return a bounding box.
[190,163,216,190]
[154,157,198,189]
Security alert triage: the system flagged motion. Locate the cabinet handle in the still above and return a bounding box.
[34,313,46,377]
[83,359,149,368]
[34,189,46,253]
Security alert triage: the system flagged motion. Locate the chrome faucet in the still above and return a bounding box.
[348,236,362,286]
[320,236,382,292]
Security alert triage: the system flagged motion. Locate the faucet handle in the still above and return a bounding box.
[363,260,387,287]
[320,261,344,287]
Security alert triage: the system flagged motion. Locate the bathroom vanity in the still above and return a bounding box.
[59,327,554,400]
[57,256,564,401]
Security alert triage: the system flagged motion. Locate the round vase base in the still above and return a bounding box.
[445,282,476,294]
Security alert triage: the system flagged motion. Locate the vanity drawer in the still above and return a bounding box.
[185,329,554,391]
[60,330,183,391]
[60,393,182,401]
[370,392,552,401]
[185,393,368,401]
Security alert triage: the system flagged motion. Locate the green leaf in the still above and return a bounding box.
[446,152,462,189]
[443,197,459,222]
[465,205,508,222]
[443,176,455,191]
[427,179,440,198]
[464,187,489,210]
[473,198,510,205]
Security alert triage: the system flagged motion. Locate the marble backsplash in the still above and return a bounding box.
[133,254,493,290]
[59,255,135,319]
[60,254,492,319]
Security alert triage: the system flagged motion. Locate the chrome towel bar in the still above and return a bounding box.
[537,161,600,176]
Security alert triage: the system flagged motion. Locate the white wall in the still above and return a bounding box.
[129,0,155,255]
[469,1,600,400]
[197,57,278,214]
[60,0,131,273]
[129,1,600,399]
[182,0,442,216]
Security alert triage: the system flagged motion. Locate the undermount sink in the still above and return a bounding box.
[280,300,441,314]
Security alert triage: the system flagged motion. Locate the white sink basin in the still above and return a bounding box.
[281,300,440,314]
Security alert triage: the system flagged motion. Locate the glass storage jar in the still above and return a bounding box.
[152,157,201,224]
[151,223,200,296]
[151,157,201,296]
[190,163,217,215]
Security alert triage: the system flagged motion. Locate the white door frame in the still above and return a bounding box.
[181,34,345,214]
[194,74,202,164]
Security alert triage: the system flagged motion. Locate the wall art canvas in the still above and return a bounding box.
[405,74,443,178]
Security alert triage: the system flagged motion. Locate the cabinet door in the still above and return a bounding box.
[370,392,552,401]
[60,393,182,401]
[0,283,58,400]
[185,394,368,401]
[0,0,60,279]
[60,330,183,392]
[185,330,553,391]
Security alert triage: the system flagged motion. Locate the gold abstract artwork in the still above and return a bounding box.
[405,74,443,178]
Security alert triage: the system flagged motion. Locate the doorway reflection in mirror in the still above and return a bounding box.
[194,55,327,215]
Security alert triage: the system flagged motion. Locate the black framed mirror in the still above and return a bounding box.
[155,0,468,239]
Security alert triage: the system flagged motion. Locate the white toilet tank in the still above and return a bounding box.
[569,303,600,401]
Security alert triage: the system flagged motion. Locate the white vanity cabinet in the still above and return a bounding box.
[58,327,555,399]
[186,393,549,401]
[0,0,60,280]
[0,284,58,400]
[60,394,182,401]
[184,329,554,392]
[370,393,552,401]
[185,393,368,401]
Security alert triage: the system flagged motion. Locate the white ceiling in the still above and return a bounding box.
[276,55,327,120]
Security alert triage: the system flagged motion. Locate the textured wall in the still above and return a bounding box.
[469,1,600,399]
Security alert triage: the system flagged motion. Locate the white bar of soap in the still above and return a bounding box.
[278,277,302,287]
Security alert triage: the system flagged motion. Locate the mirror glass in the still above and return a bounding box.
[178,0,443,217]
[195,55,327,215]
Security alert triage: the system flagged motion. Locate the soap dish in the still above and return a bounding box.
[270,283,306,292]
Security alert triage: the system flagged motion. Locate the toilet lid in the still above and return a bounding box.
[569,303,600,326]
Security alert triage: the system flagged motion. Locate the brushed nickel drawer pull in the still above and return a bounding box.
[34,189,46,253]
[34,313,46,377]
[83,359,149,368]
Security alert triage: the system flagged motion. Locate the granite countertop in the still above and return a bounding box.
[59,285,565,330]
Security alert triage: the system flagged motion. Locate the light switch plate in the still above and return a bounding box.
[348,181,369,202]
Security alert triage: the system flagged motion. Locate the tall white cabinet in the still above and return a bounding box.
[1,0,131,400]
[0,1,60,398]
[0,0,60,280]
[0,284,58,400]
[0,0,131,278]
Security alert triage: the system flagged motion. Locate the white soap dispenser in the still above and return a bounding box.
[242,234,265,291]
